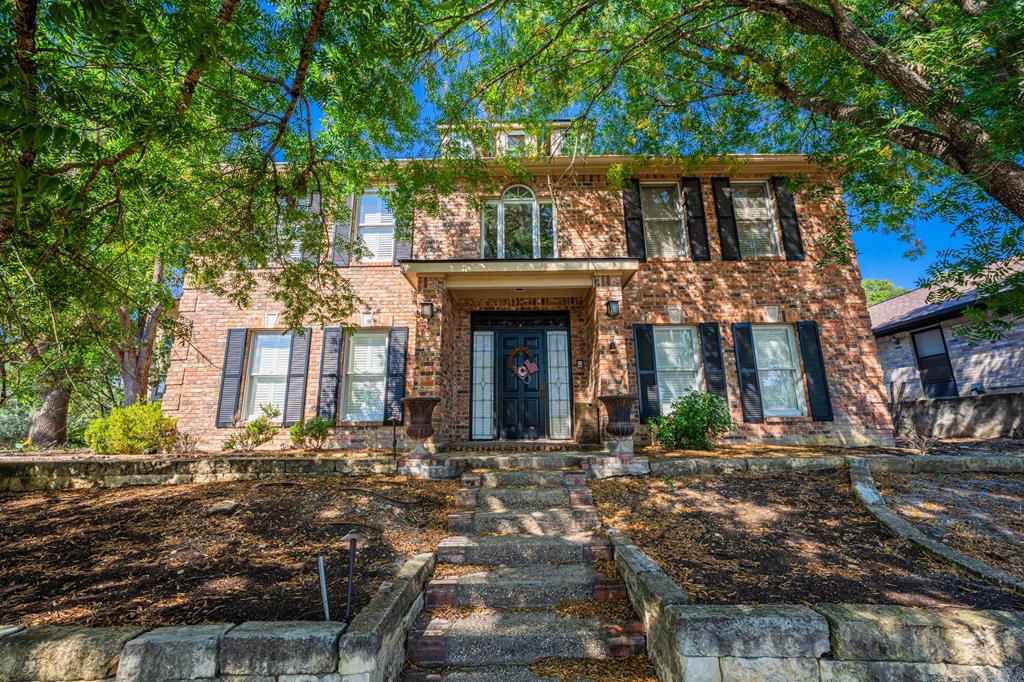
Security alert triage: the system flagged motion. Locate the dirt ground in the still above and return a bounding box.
[593,470,1024,609]
[640,437,1024,460]
[876,472,1024,581]
[0,476,456,627]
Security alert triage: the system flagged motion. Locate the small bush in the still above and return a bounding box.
[223,404,280,452]
[650,391,733,451]
[85,402,177,454]
[84,416,112,454]
[289,416,333,450]
[174,429,200,454]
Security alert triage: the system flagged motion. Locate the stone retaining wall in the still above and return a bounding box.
[897,393,1024,439]
[0,553,434,682]
[608,529,1024,682]
[0,456,397,493]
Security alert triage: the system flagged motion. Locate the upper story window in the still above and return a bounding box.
[731,181,780,257]
[357,190,395,263]
[640,183,686,258]
[481,186,556,259]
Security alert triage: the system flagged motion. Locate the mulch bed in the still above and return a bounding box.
[876,472,1024,581]
[641,437,1024,460]
[0,475,456,627]
[593,470,1024,609]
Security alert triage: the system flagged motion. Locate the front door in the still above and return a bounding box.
[497,331,546,439]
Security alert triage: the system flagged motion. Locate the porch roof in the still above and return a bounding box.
[400,257,640,297]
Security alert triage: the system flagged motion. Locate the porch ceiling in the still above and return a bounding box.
[401,258,640,298]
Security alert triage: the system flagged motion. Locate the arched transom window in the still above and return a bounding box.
[481,186,556,259]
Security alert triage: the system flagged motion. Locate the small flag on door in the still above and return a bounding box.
[524,359,539,375]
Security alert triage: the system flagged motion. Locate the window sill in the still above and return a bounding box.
[335,420,389,427]
[763,415,812,423]
[351,261,397,267]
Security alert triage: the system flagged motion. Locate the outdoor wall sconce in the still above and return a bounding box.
[609,339,618,352]
[420,301,434,319]
[605,300,620,318]
[360,309,374,326]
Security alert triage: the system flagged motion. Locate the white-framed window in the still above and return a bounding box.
[481,186,556,259]
[653,326,703,412]
[752,325,807,417]
[497,129,533,155]
[341,331,388,421]
[242,332,291,421]
[356,190,395,263]
[277,194,318,263]
[731,181,780,257]
[640,183,687,258]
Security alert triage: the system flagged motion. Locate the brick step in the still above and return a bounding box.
[427,565,624,608]
[448,508,602,535]
[458,487,591,511]
[407,611,645,667]
[436,534,611,565]
[464,453,598,471]
[462,470,582,488]
[403,665,555,681]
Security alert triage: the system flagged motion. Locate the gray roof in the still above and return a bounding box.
[868,284,979,336]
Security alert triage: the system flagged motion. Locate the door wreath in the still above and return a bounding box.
[507,345,540,385]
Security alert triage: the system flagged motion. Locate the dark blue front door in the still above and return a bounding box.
[497,331,546,440]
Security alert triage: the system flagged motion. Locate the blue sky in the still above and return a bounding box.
[852,216,966,290]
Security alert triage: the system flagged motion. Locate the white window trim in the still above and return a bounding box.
[751,324,808,417]
[640,181,688,259]
[340,330,389,422]
[480,186,558,259]
[731,180,782,258]
[356,190,395,264]
[242,331,291,423]
[653,325,703,413]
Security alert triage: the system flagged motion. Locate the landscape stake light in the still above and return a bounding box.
[342,531,362,624]
[317,554,331,621]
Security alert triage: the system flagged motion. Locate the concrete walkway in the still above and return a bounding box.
[403,453,647,680]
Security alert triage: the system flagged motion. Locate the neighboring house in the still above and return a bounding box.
[162,125,893,449]
[870,285,1024,401]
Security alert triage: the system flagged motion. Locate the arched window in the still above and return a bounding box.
[481,186,556,259]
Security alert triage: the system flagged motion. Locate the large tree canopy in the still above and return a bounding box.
[426,0,1024,338]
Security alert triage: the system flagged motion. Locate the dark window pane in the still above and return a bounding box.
[540,203,555,258]
[482,204,498,259]
[504,202,534,258]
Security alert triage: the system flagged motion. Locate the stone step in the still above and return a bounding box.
[448,508,602,535]
[436,534,611,566]
[461,487,578,511]
[403,665,555,681]
[462,470,577,488]
[464,453,597,471]
[407,611,645,667]
[427,565,624,608]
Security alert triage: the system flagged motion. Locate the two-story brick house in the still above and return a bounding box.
[162,133,893,450]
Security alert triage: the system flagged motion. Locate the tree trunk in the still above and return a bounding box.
[28,386,69,448]
[976,160,1024,223]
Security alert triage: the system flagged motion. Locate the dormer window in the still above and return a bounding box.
[481,186,556,259]
[497,129,533,155]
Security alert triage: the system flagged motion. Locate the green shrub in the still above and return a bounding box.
[85,402,176,454]
[84,415,112,454]
[650,391,733,451]
[289,416,333,450]
[223,404,280,452]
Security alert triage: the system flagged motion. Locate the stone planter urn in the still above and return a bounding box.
[403,396,440,459]
[599,394,637,456]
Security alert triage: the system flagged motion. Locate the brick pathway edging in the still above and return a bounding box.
[848,456,1024,594]
[607,527,1024,681]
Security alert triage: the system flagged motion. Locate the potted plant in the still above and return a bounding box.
[403,396,440,459]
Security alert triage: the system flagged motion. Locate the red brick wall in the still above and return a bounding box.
[164,163,892,450]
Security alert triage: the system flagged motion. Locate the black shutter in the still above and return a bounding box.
[332,194,352,266]
[623,178,647,261]
[383,327,409,425]
[732,323,764,423]
[301,193,321,265]
[682,178,710,261]
[632,324,660,420]
[797,321,834,421]
[698,322,728,399]
[772,177,805,260]
[316,328,344,421]
[282,328,312,427]
[712,178,741,261]
[216,329,249,428]
[393,213,413,264]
